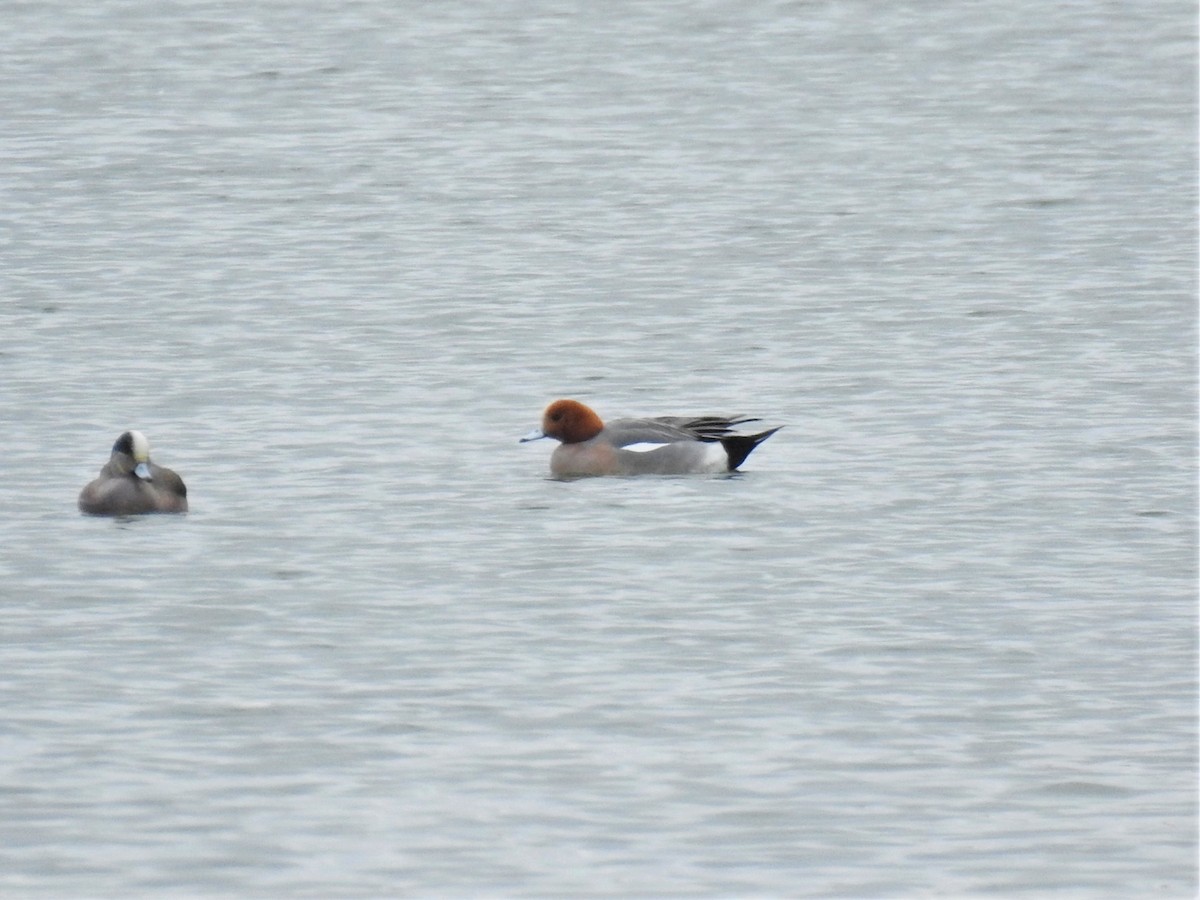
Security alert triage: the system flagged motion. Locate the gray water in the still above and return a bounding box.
[1,1,1196,896]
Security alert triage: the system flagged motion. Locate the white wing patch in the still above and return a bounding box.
[622,442,670,453]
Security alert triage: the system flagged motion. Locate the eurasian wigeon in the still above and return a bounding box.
[78,430,188,516]
[520,399,781,477]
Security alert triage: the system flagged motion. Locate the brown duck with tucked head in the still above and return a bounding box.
[78,430,188,516]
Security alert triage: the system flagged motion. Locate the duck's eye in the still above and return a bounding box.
[550,412,562,422]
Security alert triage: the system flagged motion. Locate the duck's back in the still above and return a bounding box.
[78,464,188,516]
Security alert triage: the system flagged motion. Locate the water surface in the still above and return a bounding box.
[1,0,1195,896]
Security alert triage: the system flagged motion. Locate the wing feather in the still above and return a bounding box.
[602,415,762,447]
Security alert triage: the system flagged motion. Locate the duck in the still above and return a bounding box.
[520,399,781,477]
[78,430,188,516]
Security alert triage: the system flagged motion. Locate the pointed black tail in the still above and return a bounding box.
[720,426,782,472]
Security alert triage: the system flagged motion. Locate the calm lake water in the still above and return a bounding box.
[1,0,1196,896]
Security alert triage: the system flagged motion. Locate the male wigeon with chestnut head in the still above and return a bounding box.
[520,399,781,477]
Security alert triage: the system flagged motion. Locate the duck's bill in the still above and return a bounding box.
[519,428,546,443]
[134,461,153,480]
